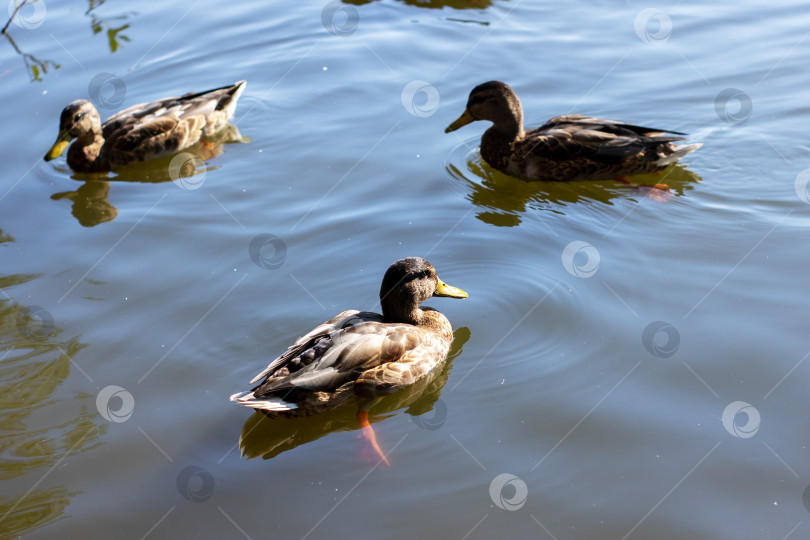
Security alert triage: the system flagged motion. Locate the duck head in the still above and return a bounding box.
[44,100,102,161]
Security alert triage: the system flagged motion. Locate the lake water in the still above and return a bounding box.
[2,0,810,538]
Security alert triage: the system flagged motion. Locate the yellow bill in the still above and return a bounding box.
[444,109,475,133]
[44,130,72,161]
[434,277,468,299]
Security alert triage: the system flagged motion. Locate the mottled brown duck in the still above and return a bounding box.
[44,80,246,173]
[230,257,467,464]
[446,81,701,182]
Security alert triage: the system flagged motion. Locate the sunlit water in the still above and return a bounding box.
[2,1,810,538]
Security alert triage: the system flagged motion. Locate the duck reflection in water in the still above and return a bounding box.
[237,327,470,462]
[51,181,117,227]
[447,155,702,227]
[49,124,247,227]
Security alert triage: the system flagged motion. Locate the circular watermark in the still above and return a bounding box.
[248,233,287,270]
[15,305,54,341]
[96,385,135,423]
[7,0,47,30]
[714,88,752,125]
[641,321,680,358]
[721,401,760,439]
[793,168,810,204]
[88,73,127,110]
[802,485,810,513]
[177,465,215,503]
[489,473,528,511]
[634,8,672,45]
[321,0,359,37]
[169,153,206,190]
[411,399,447,430]
[561,240,600,278]
[401,81,440,118]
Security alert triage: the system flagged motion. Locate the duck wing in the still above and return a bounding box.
[525,115,687,164]
[247,310,369,385]
[539,115,686,137]
[101,81,246,140]
[247,311,445,399]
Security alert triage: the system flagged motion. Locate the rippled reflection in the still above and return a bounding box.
[49,125,247,227]
[238,327,471,461]
[0,486,74,538]
[446,149,702,227]
[0,268,100,536]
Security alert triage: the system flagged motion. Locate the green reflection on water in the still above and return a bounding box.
[0,485,76,539]
[448,155,703,227]
[238,327,471,461]
[0,264,100,537]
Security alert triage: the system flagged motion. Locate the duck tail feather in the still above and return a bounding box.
[229,391,297,412]
[657,142,702,166]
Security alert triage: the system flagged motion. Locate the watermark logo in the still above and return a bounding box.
[88,73,127,110]
[7,0,47,30]
[321,1,359,36]
[401,81,440,118]
[561,240,600,278]
[249,233,287,270]
[177,465,215,503]
[634,8,672,45]
[642,321,680,358]
[714,88,752,125]
[15,305,54,341]
[721,401,759,439]
[489,473,528,511]
[169,153,206,190]
[96,385,135,423]
[802,485,810,513]
[411,399,448,430]
[793,168,810,204]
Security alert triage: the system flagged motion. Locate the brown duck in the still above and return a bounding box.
[230,257,467,464]
[44,81,246,173]
[446,81,701,182]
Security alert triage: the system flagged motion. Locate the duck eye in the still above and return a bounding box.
[75,112,85,121]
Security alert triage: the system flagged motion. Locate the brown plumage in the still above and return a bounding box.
[230,257,467,416]
[44,81,246,173]
[445,81,701,182]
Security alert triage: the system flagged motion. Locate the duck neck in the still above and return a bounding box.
[497,108,524,141]
[381,298,423,325]
[69,129,106,170]
[78,129,105,151]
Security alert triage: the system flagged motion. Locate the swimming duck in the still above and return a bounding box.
[230,257,467,463]
[44,80,246,173]
[445,81,701,182]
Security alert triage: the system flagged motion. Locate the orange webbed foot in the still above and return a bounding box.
[644,184,672,202]
[357,410,390,466]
